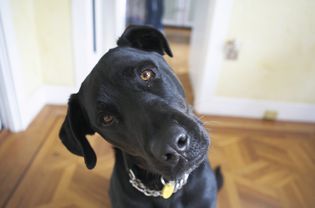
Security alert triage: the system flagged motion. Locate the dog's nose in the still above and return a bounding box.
[151,126,190,165]
[161,133,190,163]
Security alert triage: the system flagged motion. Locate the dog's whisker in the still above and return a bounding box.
[203,121,222,127]
[198,115,206,120]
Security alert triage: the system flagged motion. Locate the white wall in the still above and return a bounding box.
[10,0,43,96]
[9,0,75,92]
[216,0,315,104]
[34,0,75,86]
[190,0,315,122]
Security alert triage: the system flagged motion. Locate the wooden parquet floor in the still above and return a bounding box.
[1,28,315,207]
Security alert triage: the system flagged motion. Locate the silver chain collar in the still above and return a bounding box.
[128,169,189,197]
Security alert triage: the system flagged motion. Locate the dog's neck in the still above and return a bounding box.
[114,148,164,190]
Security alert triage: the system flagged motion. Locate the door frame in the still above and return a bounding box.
[0,0,24,131]
[72,0,126,90]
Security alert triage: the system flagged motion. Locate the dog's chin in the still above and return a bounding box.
[156,153,207,181]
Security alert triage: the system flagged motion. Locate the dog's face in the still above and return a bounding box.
[59,26,209,180]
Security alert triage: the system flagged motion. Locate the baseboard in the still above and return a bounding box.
[18,85,75,131]
[194,96,315,123]
[43,85,76,104]
[19,87,46,130]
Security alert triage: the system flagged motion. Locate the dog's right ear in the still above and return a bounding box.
[117,25,173,57]
[59,94,97,169]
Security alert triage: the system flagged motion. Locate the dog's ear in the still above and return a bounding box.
[59,94,96,169]
[117,25,173,57]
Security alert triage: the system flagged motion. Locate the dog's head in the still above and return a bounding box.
[59,25,209,180]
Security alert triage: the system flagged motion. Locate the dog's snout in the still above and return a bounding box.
[150,125,190,165]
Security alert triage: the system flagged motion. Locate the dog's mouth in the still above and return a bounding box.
[184,152,207,174]
[161,151,207,181]
[132,149,207,181]
[129,151,206,192]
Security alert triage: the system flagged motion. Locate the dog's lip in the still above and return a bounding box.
[185,153,207,174]
[163,152,207,180]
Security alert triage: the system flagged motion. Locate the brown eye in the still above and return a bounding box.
[140,69,155,81]
[103,114,114,125]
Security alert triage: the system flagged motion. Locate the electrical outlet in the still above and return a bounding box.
[263,110,278,121]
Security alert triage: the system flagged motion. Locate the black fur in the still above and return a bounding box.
[59,25,222,208]
[215,166,224,191]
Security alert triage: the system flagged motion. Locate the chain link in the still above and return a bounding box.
[128,169,189,198]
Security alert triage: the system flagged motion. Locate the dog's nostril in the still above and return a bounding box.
[163,153,174,161]
[177,135,187,147]
[176,134,188,150]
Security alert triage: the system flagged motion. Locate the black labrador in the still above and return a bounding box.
[59,25,222,208]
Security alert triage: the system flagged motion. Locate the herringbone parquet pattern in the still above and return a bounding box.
[209,123,315,208]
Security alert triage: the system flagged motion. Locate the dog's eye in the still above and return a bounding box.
[140,69,155,81]
[102,114,115,126]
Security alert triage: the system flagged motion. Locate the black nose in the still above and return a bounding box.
[151,126,190,165]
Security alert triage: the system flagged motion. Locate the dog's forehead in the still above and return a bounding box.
[98,47,164,75]
[81,47,170,99]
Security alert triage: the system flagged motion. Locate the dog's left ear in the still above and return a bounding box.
[59,94,97,169]
[117,25,173,57]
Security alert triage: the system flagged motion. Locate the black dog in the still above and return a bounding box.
[59,25,222,208]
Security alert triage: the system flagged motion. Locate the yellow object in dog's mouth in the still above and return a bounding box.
[161,181,175,199]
